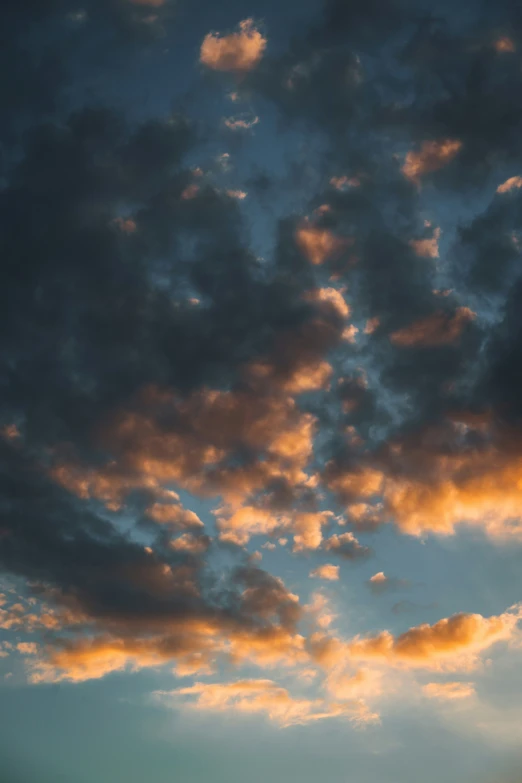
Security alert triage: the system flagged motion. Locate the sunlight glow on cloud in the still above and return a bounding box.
[402,139,462,184]
[200,19,267,72]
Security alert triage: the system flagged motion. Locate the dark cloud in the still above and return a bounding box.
[3,0,522,712]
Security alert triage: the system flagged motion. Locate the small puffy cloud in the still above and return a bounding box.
[342,325,359,343]
[494,36,516,53]
[226,189,247,200]
[305,592,336,629]
[170,533,210,555]
[305,287,350,319]
[422,681,476,700]
[224,115,260,131]
[409,227,441,258]
[330,176,360,190]
[364,317,380,335]
[324,532,371,560]
[402,139,462,184]
[200,20,266,72]
[16,642,39,655]
[497,176,522,194]
[146,502,204,529]
[155,679,378,727]
[296,224,352,265]
[390,307,475,348]
[310,564,340,581]
[367,572,409,594]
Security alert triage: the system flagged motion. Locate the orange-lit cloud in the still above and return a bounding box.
[326,416,522,539]
[146,500,204,529]
[494,36,516,53]
[364,317,380,335]
[224,115,260,131]
[402,139,462,184]
[30,636,173,683]
[305,287,350,319]
[200,19,266,72]
[170,534,210,554]
[324,532,370,560]
[226,189,247,199]
[497,176,522,194]
[51,384,317,508]
[342,326,359,343]
[347,607,521,670]
[422,681,476,700]
[409,227,441,258]
[29,581,310,683]
[305,592,336,629]
[310,564,340,581]
[330,176,360,190]
[390,307,475,348]
[155,679,378,727]
[16,642,39,655]
[296,224,351,265]
[217,506,333,550]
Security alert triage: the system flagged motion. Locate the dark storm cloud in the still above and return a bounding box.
[0,436,303,647]
[0,104,314,453]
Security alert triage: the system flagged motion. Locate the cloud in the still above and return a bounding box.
[409,227,441,258]
[422,681,476,700]
[367,572,410,594]
[402,140,462,185]
[330,176,360,190]
[494,36,516,53]
[6,0,522,738]
[50,383,317,508]
[216,506,332,550]
[305,592,336,629]
[170,533,211,555]
[295,224,352,265]
[389,308,476,348]
[226,189,247,199]
[224,115,260,131]
[154,679,378,727]
[497,176,522,194]
[310,564,340,581]
[328,417,522,539]
[200,20,267,72]
[323,532,371,560]
[346,606,521,670]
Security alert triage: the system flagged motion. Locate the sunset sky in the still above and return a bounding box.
[2,1,522,782]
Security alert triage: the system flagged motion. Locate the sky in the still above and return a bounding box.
[2,1,522,781]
